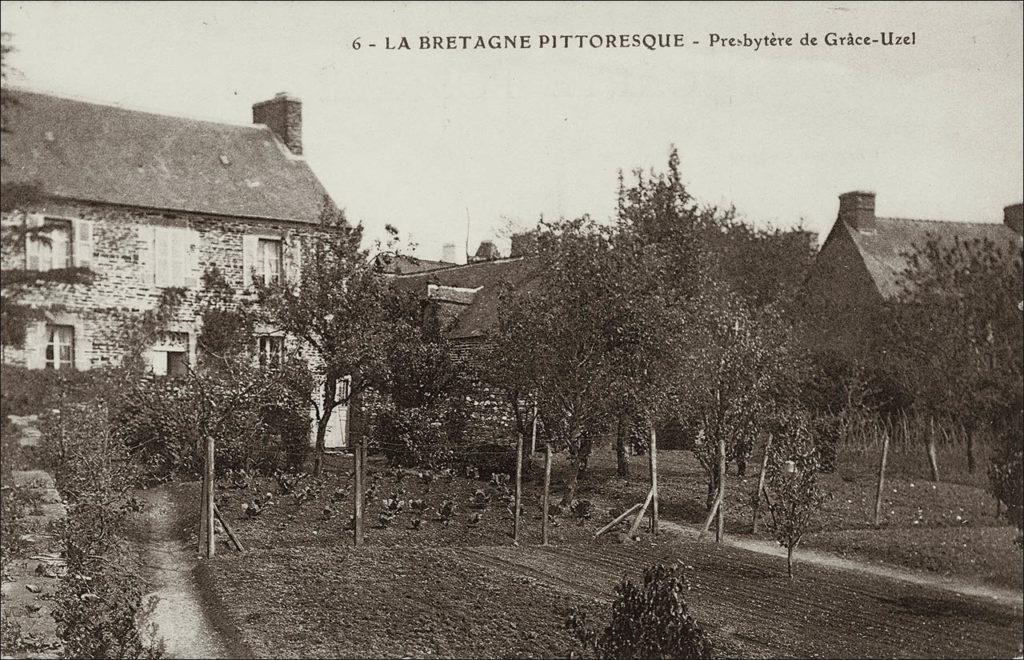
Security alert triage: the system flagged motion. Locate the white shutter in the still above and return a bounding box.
[25,214,43,271]
[72,219,94,269]
[73,321,91,371]
[286,237,302,285]
[25,322,47,370]
[242,234,259,288]
[185,228,200,288]
[145,350,166,376]
[138,225,156,285]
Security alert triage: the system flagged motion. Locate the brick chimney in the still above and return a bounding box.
[253,92,302,156]
[470,240,501,263]
[441,243,458,264]
[838,191,876,232]
[1004,203,1023,235]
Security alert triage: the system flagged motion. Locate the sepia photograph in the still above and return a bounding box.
[0,2,1021,658]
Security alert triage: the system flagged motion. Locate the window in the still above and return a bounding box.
[45,325,75,370]
[149,332,190,376]
[33,220,72,271]
[258,336,284,367]
[256,238,282,285]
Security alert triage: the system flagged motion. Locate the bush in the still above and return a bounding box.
[989,413,1023,548]
[461,442,517,481]
[567,563,713,659]
[0,365,102,418]
[43,402,164,659]
[115,369,310,481]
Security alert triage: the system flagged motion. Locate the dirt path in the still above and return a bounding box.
[457,527,1024,658]
[659,519,1024,608]
[135,488,230,660]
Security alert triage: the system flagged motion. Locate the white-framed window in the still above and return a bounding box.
[256,238,282,285]
[32,219,72,271]
[45,325,75,370]
[257,335,285,368]
[148,332,190,376]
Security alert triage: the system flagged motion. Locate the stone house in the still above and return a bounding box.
[0,89,349,446]
[802,190,1023,353]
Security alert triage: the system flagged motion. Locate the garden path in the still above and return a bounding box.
[136,488,231,660]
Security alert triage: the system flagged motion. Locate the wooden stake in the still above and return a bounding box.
[353,437,363,546]
[530,404,539,455]
[927,417,940,482]
[716,432,725,544]
[649,426,659,535]
[752,433,773,534]
[698,491,722,541]
[213,503,245,552]
[513,434,523,545]
[595,502,642,538]
[874,431,890,526]
[205,434,215,559]
[199,454,208,557]
[625,487,655,540]
[542,444,552,546]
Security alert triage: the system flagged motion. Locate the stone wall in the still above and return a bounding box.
[1,199,336,370]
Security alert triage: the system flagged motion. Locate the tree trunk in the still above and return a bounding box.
[787,545,794,580]
[578,435,593,479]
[312,376,338,478]
[706,469,719,511]
[615,416,630,479]
[561,454,587,506]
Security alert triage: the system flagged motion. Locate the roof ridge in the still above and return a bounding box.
[7,85,263,131]
[391,255,529,278]
[877,215,1005,227]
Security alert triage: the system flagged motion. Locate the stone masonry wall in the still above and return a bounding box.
[1,199,334,370]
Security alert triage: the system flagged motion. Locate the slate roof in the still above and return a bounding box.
[1,89,331,223]
[845,216,1022,299]
[392,257,536,339]
[375,253,458,275]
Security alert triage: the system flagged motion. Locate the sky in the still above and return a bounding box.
[2,1,1022,262]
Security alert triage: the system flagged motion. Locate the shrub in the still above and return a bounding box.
[461,442,517,481]
[567,563,713,659]
[43,402,164,659]
[989,413,1023,548]
[762,412,828,578]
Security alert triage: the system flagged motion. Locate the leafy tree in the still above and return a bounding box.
[567,563,713,659]
[889,234,1023,473]
[488,216,623,503]
[761,411,828,579]
[256,201,431,476]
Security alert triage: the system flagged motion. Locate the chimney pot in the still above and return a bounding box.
[1004,203,1023,235]
[253,92,302,156]
[838,190,876,232]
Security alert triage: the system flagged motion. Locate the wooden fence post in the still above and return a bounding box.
[649,426,659,535]
[199,454,208,557]
[716,433,725,544]
[542,444,552,545]
[205,434,215,559]
[874,431,890,526]
[530,404,538,455]
[926,417,940,482]
[353,436,364,546]
[752,433,773,534]
[513,434,523,545]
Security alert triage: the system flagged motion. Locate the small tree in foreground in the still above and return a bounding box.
[762,413,827,579]
[567,563,713,659]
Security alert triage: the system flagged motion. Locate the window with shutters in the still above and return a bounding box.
[45,325,75,370]
[31,220,72,271]
[256,238,282,285]
[149,332,190,376]
[257,335,285,368]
